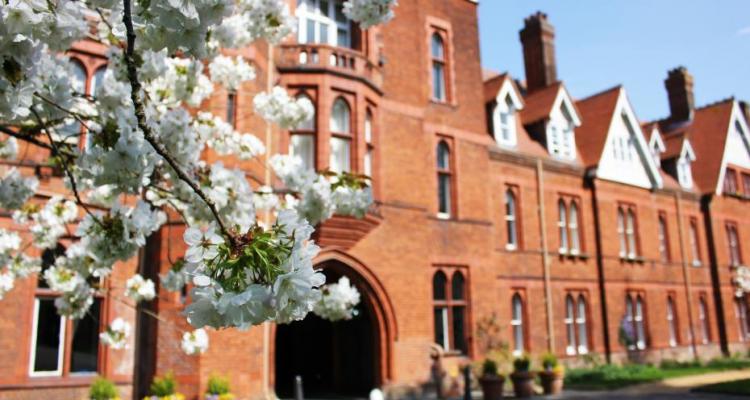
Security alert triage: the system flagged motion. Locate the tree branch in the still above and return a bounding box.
[121,0,238,247]
[0,125,55,151]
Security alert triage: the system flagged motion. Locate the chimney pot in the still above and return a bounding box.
[520,11,557,93]
[665,66,695,122]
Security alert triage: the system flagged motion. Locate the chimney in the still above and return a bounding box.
[519,12,557,93]
[664,66,695,121]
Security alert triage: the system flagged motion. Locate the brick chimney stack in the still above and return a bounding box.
[665,67,695,122]
[520,12,557,93]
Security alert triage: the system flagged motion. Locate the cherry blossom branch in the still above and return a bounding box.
[121,0,238,248]
[0,125,55,151]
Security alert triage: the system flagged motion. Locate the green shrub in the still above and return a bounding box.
[541,352,558,371]
[150,372,177,396]
[706,357,750,370]
[565,364,664,390]
[513,355,531,372]
[481,359,499,376]
[659,359,701,370]
[207,375,232,395]
[90,377,119,400]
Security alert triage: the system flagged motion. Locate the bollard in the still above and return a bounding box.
[463,365,471,400]
[294,375,304,400]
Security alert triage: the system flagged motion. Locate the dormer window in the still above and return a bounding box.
[548,102,576,160]
[494,94,517,146]
[677,157,693,189]
[297,0,352,49]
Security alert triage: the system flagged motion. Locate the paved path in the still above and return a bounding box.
[554,369,750,399]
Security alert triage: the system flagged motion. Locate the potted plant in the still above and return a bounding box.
[538,353,564,395]
[90,377,120,400]
[478,359,505,400]
[510,355,536,398]
[145,372,185,400]
[205,374,236,400]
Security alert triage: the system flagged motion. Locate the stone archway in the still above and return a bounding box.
[274,250,397,398]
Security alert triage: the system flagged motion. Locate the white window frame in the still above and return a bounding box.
[689,221,701,267]
[29,298,66,377]
[569,202,580,255]
[699,299,710,344]
[296,0,351,48]
[431,33,447,102]
[667,297,677,347]
[736,299,749,342]
[511,294,525,356]
[495,94,517,147]
[576,296,589,354]
[634,297,646,350]
[505,189,517,250]
[558,200,568,254]
[617,209,627,258]
[564,296,576,355]
[626,210,637,259]
[658,216,669,263]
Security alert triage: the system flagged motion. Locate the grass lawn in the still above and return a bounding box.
[564,357,750,391]
[693,378,750,396]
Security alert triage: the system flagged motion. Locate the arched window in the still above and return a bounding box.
[296,0,352,48]
[558,200,568,253]
[290,93,316,170]
[658,215,670,263]
[617,208,627,257]
[511,293,525,356]
[58,60,87,141]
[31,245,102,377]
[569,202,580,254]
[91,66,106,97]
[364,109,374,177]
[689,219,701,266]
[436,141,452,217]
[564,295,576,355]
[430,32,447,101]
[329,97,351,173]
[626,209,637,258]
[726,223,742,267]
[699,297,710,344]
[625,295,636,350]
[635,296,646,350]
[666,296,678,347]
[576,295,589,354]
[432,270,468,354]
[736,298,749,342]
[505,189,518,249]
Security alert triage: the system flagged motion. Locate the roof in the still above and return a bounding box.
[641,122,659,142]
[662,132,686,159]
[573,86,622,167]
[659,99,736,195]
[483,73,510,105]
[519,81,564,125]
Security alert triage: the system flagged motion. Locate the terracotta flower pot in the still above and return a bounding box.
[510,371,536,398]
[479,375,505,400]
[538,370,564,395]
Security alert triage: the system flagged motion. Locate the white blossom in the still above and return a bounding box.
[343,0,397,29]
[184,226,224,264]
[181,328,209,355]
[55,281,95,319]
[125,274,157,303]
[254,87,315,130]
[0,168,38,210]
[44,265,84,293]
[313,276,361,321]
[0,272,14,300]
[100,317,131,349]
[253,186,280,212]
[0,137,18,160]
[208,55,255,90]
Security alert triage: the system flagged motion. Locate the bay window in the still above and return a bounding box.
[329,97,351,173]
[296,0,352,48]
[290,93,316,171]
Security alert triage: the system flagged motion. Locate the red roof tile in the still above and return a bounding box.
[574,86,622,167]
[519,82,563,125]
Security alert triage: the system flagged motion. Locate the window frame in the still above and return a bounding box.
[290,92,317,171]
[504,187,520,250]
[617,204,640,260]
[658,213,672,263]
[625,293,648,350]
[510,292,527,356]
[698,296,711,344]
[430,31,448,102]
[436,138,455,219]
[666,295,679,347]
[564,293,590,355]
[724,168,739,195]
[736,298,750,342]
[558,200,568,254]
[432,267,470,355]
[226,91,237,128]
[364,108,374,177]
[568,201,581,255]
[689,217,702,267]
[495,94,517,147]
[329,96,352,173]
[296,0,353,49]
[725,222,742,267]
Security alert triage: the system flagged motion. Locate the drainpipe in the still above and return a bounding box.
[586,169,612,363]
[674,192,699,359]
[262,43,275,400]
[536,160,555,353]
[700,194,730,355]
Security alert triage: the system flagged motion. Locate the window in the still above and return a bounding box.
[558,200,568,253]
[30,246,102,377]
[511,293,526,356]
[569,202,581,254]
[86,66,107,149]
[626,209,637,258]
[666,296,678,347]
[726,223,742,267]
[617,206,639,259]
[432,270,468,354]
[226,92,236,128]
[617,208,627,257]
[564,294,589,355]
[431,32,447,102]
[364,109,374,177]
[495,94,516,146]
[625,294,647,350]
[505,189,518,250]
[677,156,693,189]
[329,97,351,173]
[296,0,352,48]
[436,140,452,218]
[658,214,671,263]
[58,60,87,142]
[689,218,702,266]
[290,93,316,170]
[548,103,576,160]
[698,297,711,344]
[736,298,749,342]
[742,173,750,197]
[724,168,739,195]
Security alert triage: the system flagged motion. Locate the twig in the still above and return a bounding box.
[121,0,238,248]
[0,125,55,151]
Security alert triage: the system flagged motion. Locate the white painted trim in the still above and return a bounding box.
[715,101,750,195]
[494,78,524,111]
[28,298,66,377]
[648,127,666,153]
[551,88,582,127]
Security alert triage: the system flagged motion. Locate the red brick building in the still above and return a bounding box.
[1,2,749,399]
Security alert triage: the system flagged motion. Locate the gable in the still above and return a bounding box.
[724,114,750,168]
[596,90,662,189]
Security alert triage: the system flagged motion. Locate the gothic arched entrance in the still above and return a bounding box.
[274,253,396,398]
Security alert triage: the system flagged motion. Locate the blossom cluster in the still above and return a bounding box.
[343,0,398,29]
[733,265,750,298]
[313,276,361,321]
[100,317,131,349]
[254,87,315,130]
[0,228,40,299]
[181,328,210,355]
[126,274,157,303]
